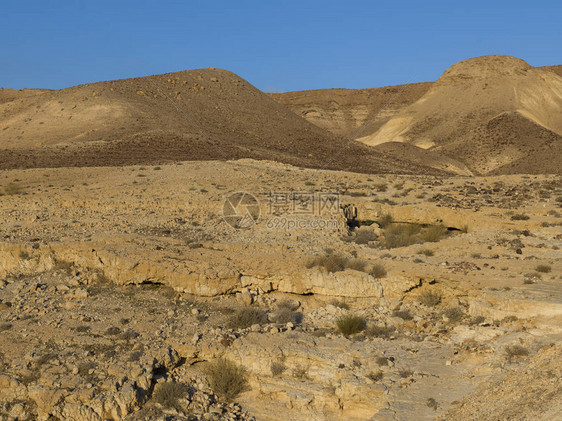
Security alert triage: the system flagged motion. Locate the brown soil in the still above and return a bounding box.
[0,69,442,175]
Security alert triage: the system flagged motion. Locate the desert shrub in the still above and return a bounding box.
[510,213,530,221]
[365,324,396,339]
[353,228,377,245]
[104,327,121,336]
[420,224,447,243]
[153,381,190,409]
[443,307,464,322]
[3,183,23,195]
[418,249,434,256]
[228,307,268,329]
[381,223,445,249]
[206,358,249,401]
[468,315,485,326]
[377,213,394,229]
[398,368,413,378]
[369,264,387,278]
[336,314,366,336]
[292,364,309,379]
[0,323,12,332]
[367,370,383,382]
[18,251,31,260]
[426,398,438,410]
[277,299,300,311]
[272,308,302,325]
[375,356,389,366]
[392,309,413,320]
[348,191,368,197]
[270,361,286,377]
[419,290,442,307]
[382,223,422,248]
[535,264,551,273]
[330,299,349,310]
[374,183,388,192]
[505,344,529,361]
[307,253,367,273]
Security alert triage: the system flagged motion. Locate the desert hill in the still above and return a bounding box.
[356,56,562,174]
[270,59,562,175]
[0,69,442,175]
[269,82,432,139]
[0,88,51,105]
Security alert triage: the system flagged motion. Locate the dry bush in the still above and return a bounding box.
[367,370,383,382]
[353,228,377,245]
[378,212,394,228]
[3,183,23,196]
[443,307,464,322]
[228,307,268,329]
[418,248,434,257]
[398,368,413,378]
[505,344,529,361]
[510,213,530,220]
[369,263,387,278]
[205,358,250,401]
[270,361,286,377]
[330,299,349,310]
[365,324,396,339]
[153,381,190,409]
[382,223,446,249]
[420,224,447,243]
[392,309,413,320]
[535,264,551,273]
[336,314,366,336]
[307,253,367,273]
[419,290,442,307]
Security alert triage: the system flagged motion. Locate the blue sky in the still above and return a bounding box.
[1,0,560,92]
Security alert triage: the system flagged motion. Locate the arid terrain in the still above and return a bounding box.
[0,55,561,420]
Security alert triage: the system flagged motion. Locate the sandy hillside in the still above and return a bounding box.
[0,69,442,175]
[269,82,432,138]
[355,56,562,174]
[0,88,51,104]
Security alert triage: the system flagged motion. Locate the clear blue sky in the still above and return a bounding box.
[1,0,560,92]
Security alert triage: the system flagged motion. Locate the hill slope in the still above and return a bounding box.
[269,82,432,138]
[356,56,562,174]
[0,69,442,174]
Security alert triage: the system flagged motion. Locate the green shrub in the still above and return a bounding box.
[336,314,366,336]
[205,358,250,401]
